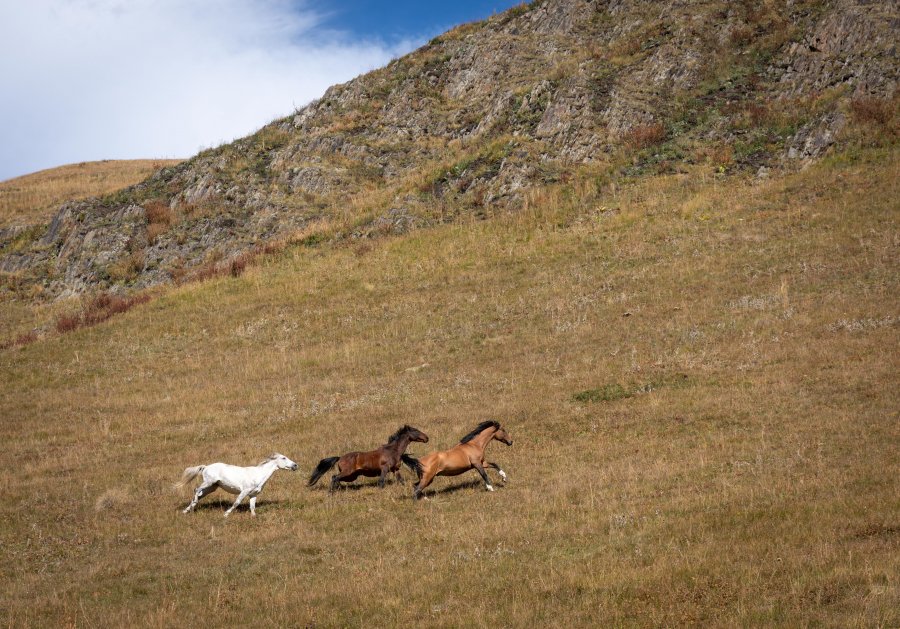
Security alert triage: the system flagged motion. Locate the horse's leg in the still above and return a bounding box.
[394,470,404,484]
[378,465,390,489]
[486,461,507,483]
[249,496,257,516]
[414,467,438,500]
[329,459,356,492]
[183,482,216,513]
[473,463,494,491]
[224,490,249,517]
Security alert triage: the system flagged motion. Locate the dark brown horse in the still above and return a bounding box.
[308,425,429,491]
[402,420,512,499]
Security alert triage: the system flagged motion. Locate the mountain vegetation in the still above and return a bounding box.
[0,0,896,300]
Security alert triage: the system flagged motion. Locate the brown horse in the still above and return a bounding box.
[402,420,512,499]
[308,425,428,491]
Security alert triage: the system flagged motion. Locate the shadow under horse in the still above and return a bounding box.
[308,425,428,491]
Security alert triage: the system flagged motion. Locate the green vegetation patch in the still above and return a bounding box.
[0,223,46,256]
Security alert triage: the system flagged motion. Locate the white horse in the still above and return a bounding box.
[177,453,298,516]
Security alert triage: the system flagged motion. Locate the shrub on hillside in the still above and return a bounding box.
[229,253,251,277]
[55,313,81,334]
[849,96,895,128]
[144,200,173,226]
[729,25,754,47]
[624,123,667,150]
[144,199,174,243]
[0,330,38,350]
[54,292,151,334]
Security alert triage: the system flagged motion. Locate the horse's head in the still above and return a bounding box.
[408,426,429,443]
[389,425,429,444]
[493,425,513,446]
[271,453,299,471]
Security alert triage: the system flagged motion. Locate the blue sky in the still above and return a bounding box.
[316,1,520,43]
[0,1,521,182]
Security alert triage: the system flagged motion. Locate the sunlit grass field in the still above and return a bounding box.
[0,159,181,228]
[0,150,897,626]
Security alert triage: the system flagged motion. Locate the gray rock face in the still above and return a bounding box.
[2,0,896,299]
[775,0,898,99]
[787,113,848,162]
[283,166,344,196]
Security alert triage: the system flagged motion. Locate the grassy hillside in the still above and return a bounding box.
[5,0,896,299]
[0,159,181,228]
[0,148,896,626]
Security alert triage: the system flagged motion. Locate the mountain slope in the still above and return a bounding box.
[0,0,896,298]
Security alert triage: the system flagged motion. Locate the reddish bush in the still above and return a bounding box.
[190,263,223,283]
[729,25,754,47]
[54,292,151,335]
[55,313,81,333]
[747,102,771,127]
[850,96,894,127]
[624,123,667,150]
[147,222,168,243]
[262,240,285,255]
[0,330,38,350]
[144,200,173,226]
[185,251,258,282]
[144,200,174,244]
[230,255,248,277]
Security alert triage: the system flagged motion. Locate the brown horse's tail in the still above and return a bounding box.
[401,454,422,478]
[308,457,339,486]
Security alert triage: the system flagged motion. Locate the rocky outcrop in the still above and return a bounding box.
[2,0,896,299]
[775,1,898,98]
[772,0,898,161]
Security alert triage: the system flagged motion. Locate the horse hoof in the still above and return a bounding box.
[486,485,495,492]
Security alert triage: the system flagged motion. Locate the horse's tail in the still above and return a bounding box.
[401,454,422,478]
[308,457,339,486]
[175,465,205,488]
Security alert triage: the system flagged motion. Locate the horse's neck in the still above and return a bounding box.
[385,435,410,456]
[253,461,279,483]
[468,428,495,452]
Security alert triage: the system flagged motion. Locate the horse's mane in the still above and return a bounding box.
[459,420,500,444]
[387,425,414,444]
[257,453,282,465]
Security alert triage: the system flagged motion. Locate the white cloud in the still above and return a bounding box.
[0,0,419,180]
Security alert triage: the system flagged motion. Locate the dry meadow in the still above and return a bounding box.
[0,149,897,626]
[0,160,181,228]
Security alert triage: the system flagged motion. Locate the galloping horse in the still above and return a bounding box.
[402,420,512,499]
[308,425,428,491]
[177,453,299,516]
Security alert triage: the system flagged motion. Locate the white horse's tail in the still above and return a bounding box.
[175,465,205,488]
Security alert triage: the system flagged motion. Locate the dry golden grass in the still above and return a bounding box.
[0,149,897,627]
[0,159,182,227]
